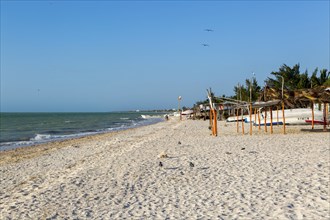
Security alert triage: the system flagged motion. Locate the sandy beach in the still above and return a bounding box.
[0,118,329,219]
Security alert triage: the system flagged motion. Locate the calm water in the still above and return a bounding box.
[0,112,165,151]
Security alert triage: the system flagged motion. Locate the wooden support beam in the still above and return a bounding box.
[270,106,273,134]
[276,106,279,127]
[264,108,267,133]
[236,108,239,133]
[312,101,315,130]
[241,108,245,135]
[209,109,213,134]
[213,109,218,136]
[323,103,327,132]
[249,103,252,135]
[282,101,286,134]
[258,109,261,131]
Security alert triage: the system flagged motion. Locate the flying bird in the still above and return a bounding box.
[202,44,209,47]
[204,29,214,32]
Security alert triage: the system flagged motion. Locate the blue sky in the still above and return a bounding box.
[1,1,329,112]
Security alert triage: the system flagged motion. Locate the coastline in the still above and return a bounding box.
[1,118,329,219]
[0,112,166,151]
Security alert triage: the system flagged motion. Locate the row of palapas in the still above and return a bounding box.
[203,86,330,136]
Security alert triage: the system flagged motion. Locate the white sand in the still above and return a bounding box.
[0,118,329,219]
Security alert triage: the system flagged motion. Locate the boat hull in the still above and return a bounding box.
[228,108,328,126]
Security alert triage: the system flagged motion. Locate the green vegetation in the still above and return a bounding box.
[195,63,329,106]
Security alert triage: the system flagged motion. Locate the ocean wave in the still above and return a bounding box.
[141,114,163,119]
[120,117,130,120]
[0,116,165,151]
[32,134,52,141]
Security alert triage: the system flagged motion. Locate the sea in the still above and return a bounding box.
[0,112,166,151]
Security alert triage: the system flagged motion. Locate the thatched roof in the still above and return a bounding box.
[258,86,330,108]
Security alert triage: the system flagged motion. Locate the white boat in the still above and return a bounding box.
[228,108,327,126]
[181,110,194,115]
[173,112,181,117]
[226,115,247,122]
[252,108,326,125]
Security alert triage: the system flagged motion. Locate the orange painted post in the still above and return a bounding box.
[327,103,329,127]
[311,102,315,130]
[249,103,252,135]
[276,106,279,127]
[258,110,261,131]
[282,101,286,134]
[254,108,257,127]
[323,103,327,132]
[214,109,218,136]
[264,108,267,132]
[241,109,245,135]
[236,108,239,133]
[209,109,213,134]
[211,109,215,136]
[270,106,273,134]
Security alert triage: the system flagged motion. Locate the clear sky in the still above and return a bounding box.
[1,1,329,112]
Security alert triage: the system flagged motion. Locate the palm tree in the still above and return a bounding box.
[266,64,301,91]
[319,69,329,85]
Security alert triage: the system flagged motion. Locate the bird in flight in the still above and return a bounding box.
[202,44,209,47]
[204,29,214,32]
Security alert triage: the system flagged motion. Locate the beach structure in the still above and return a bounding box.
[259,85,330,131]
[219,86,329,135]
[207,89,218,136]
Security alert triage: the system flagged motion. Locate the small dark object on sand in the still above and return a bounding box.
[241,148,245,150]
[178,141,181,145]
[189,162,194,168]
[159,161,163,167]
[225,152,232,155]
[180,171,184,175]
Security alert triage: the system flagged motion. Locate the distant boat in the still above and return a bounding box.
[173,112,181,117]
[181,110,194,115]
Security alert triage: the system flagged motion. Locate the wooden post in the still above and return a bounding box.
[327,103,329,127]
[255,108,257,122]
[213,109,218,136]
[236,108,239,133]
[249,103,252,135]
[270,106,273,134]
[241,108,245,135]
[264,108,267,132]
[211,110,214,136]
[258,109,261,131]
[311,101,315,130]
[282,101,286,134]
[209,109,213,134]
[323,103,327,132]
[276,106,279,126]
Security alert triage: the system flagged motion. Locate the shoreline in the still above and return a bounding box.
[0,120,164,165]
[0,111,166,152]
[1,118,329,219]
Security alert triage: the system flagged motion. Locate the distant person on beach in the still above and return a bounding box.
[165,115,169,121]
